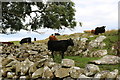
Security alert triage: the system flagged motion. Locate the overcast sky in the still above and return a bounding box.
[0,0,119,41]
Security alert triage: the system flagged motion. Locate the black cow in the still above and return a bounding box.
[20,37,31,44]
[34,38,36,41]
[47,38,74,59]
[94,26,106,35]
[54,33,60,36]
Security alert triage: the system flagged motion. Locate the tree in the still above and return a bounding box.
[1,1,76,34]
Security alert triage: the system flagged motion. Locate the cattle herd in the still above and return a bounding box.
[0,26,106,59]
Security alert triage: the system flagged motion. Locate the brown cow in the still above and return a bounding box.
[91,30,95,34]
[84,30,91,33]
[49,34,58,41]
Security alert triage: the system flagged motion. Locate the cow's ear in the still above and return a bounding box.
[103,26,106,28]
[69,38,72,40]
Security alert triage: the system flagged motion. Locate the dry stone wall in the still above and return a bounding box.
[0,36,120,79]
[65,36,108,57]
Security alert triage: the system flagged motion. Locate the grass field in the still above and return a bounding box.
[10,41,19,45]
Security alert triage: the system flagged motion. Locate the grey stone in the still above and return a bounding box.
[20,58,34,75]
[85,64,100,76]
[32,68,44,78]
[44,61,57,68]
[15,61,21,75]
[94,69,119,78]
[0,46,3,53]
[55,68,70,78]
[88,36,106,49]
[2,58,14,66]
[63,77,74,80]
[117,75,120,80]
[94,70,110,78]
[61,59,75,67]
[106,69,119,78]
[74,50,82,55]
[95,36,106,42]
[82,49,89,57]
[90,55,120,64]
[29,63,37,75]
[42,66,54,79]
[20,76,29,79]
[7,72,15,78]
[70,67,85,78]
[28,50,38,55]
[0,57,2,67]
[90,50,107,57]
[34,59,46,68]
[51,64,61,72]
[100,42,106,48]
[80,38,88,46]
[6,60,18,67]
[81,38,88,43]
[78,74,92,78]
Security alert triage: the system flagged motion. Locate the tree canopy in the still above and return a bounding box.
[1,1,76,34]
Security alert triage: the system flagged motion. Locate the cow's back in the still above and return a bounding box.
[20,37,31,44]
[94,26,105,35]
[48,40,68,52]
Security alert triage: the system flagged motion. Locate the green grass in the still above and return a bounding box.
[10,41,20,45]
[65,56,101,68]
[103,30,118,55]
[66,56,120,74]
[53,55,101,68]
[98,64,120,72]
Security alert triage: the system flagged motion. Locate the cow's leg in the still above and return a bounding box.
[51,51,54,58]
[61,51,64,59]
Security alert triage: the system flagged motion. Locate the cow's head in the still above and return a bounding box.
[68,38,74,46]
[102,26,106,28]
